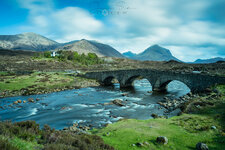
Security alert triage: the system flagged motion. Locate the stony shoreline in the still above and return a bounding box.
[156,89,222,115]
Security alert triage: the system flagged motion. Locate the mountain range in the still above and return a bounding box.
[123,45,180,61]
[0,32,124,58]
[1,32,223,63]
[193,57,225,64]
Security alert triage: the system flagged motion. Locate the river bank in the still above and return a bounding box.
[0,71,100,98]
[92,85,225,150]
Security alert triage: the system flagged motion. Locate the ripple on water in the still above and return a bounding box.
[0,79,190,129]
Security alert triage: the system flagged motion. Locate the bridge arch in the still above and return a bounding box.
[102,76,120,86]
[154,78,192,93]
[124,75,153,88]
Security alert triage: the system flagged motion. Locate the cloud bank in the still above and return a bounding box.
[14,0,225,61]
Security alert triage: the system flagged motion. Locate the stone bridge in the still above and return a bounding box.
[84,69,225,93]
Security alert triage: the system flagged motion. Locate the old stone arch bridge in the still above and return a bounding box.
[83,69,225,93]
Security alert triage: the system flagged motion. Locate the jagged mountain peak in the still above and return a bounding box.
[132,44,180,61]
[0,32,59,51]
[58,39,124,58]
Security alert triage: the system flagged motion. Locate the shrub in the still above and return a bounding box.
[44,51,51,58]
[0,136,19,150]
[0,121,114,150]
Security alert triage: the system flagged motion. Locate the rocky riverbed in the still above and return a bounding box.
[0,79,191,129]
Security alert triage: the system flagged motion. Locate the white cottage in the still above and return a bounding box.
[51,51,60,57]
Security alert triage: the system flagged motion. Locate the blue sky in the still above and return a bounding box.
[0,0,225,61]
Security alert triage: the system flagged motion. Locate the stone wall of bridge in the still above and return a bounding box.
[84,69,225,93]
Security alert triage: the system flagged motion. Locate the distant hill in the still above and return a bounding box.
[123,51,137,58]
[132,45,180,61]
[0,32,59,51]
[58,39,124,58]
[194,57,225,64]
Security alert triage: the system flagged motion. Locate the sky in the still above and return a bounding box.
[0,0,225,62]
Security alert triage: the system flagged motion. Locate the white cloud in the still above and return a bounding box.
[17,0,53,14]
[167,46,221,62]
[102,0,225,61]
[51,7,103,41]
[17,0,103,42]
[15,0,225,61]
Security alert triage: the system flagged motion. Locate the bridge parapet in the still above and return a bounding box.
[84,69,225,93]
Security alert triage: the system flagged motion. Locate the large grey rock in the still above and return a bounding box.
[156,136,168,145]
[136,142,144,147]
[196,143,209,150]
[112,99,125,107]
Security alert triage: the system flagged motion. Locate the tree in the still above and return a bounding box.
[44,51,51,58]
[73,52,80,61]
[88,53,98,59]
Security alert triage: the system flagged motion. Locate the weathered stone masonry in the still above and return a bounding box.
[84,69,225,93]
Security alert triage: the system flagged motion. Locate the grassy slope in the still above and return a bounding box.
[0,72,99,97]
[0,72,76,91]
[92,85,225,150]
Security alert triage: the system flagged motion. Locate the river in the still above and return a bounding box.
[0,79,190,129]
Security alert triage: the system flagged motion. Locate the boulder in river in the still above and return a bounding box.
[13,101,18,105]
[28,98,35,103]
[121,93,128,96]
[156,136,168,145]
[112,99,125,107]
[17,100,22,103]
[23,100,26,103]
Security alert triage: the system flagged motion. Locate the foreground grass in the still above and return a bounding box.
[92,85,225,150]
[0,121,114,150]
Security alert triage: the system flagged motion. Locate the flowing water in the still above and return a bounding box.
[0,79,190,129]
